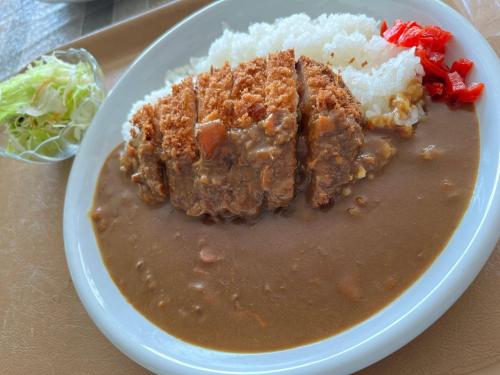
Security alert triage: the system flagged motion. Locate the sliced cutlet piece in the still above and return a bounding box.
[226,51,298,213]
[231,57,267,129]
[225,56,268,216]
[120,103,167,204]
[192,63,235,217]
[159,77,198,212]
[296,55,364,207]
[261,49,299,208]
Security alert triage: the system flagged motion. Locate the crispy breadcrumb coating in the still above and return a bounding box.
[159,77,197,161]
[298,56,362,124]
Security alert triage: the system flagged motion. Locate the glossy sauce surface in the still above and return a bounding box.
[92,102,479,352]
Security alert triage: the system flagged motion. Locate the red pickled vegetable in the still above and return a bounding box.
[402,20,422,32]
[382,19,484,105]
[427,51,445,65]
[397,25,422,47]
[445,71,467,96]
[415,48,449,78]
[383,19,406,43]
[419,25,452,52]
[451,58,474,78]
[458,83,485,103]
[380,20,388,36]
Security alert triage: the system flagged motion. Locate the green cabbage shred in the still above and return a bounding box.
[0,54,105,159]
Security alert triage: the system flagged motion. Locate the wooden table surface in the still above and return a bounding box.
[0,0,177,81]
[0,1,499,374]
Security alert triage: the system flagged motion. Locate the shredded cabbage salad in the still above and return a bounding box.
[0,53,105,159]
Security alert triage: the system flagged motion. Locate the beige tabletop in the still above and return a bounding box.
[0,1,499,374]
[0,0,181,81]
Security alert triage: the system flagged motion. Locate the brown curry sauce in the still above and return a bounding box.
[91,102,479,352]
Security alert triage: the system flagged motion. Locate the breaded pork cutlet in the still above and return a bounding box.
[122,51,371,217]
[194,51,299,217]
[261,49,298,208]
[120,103,167,204]
[227,50,299,213]
[192,63,235,217]
[158,77,198,212]
[226,50,299,215]
[296,55,364,207]
[225,56,268,216]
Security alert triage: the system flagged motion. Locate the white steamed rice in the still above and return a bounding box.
[123,13,425,141]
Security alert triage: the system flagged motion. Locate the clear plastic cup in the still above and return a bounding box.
[0,48,106,163]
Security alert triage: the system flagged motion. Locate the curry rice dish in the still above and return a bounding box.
[91,50,479,352]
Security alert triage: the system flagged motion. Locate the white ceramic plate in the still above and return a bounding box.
[64,1,500,374]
